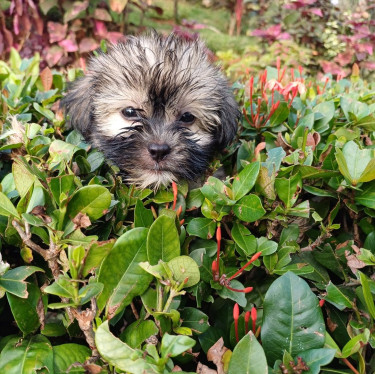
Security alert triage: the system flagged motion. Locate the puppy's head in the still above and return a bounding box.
[62,32,239,188]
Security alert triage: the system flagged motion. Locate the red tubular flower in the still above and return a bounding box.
[176,205,182,217]
[216,224,221,268]
[298,65,303,82]
[319,299,325,307]
[322,77,329,93]
[279,67,286,82]
[251,306,257,333]
[179,219,185,226]
[226,286,253,293]
[244,311,250,333]
[233,303,240,342]
[172,181,178,210]
[228,252,262,281]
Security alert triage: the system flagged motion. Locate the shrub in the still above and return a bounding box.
[0,49,374,373]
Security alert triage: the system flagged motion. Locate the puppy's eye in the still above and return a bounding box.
[179,112,195,124]
[122,107,137,119]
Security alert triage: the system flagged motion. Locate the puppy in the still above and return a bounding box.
[62,32,239,188]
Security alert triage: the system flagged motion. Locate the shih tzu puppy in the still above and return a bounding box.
[62,32,239,188]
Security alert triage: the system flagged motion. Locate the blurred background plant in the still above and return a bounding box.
[0,0,374,77]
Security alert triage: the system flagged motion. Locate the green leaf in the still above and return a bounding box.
[0,266,43,298]
[335,141,375,185]
[7,283,41,336]
[78,282,104,305]
[228,332,268,374]
[275,173,302,209]
[160,333,196,358]
[48,175,76,205]
[325,282,354,310]
[97,228,153,316]
[261,272,325,365]
[355,182,375,208]
[233,194,266,222]
[201,177,236,205]
[0,191,20,218]
[81,240,115,277]
[358,272,375,319]
[186,218,216,239]
[48,139,79,169]
[313,101,335,133]
[294,348,336,374]
[232,162,260,201]
[231,222,257,256]
[0,335,54,373]
[44,275,76,299]
[297,165,339,179]
[216,279,247,307]
[269,101,289,127]
[180,307,209,334]
[134,199,154,228]
[121,320,159,348]
[53,344,91,374]
[67,185,111,221]
[95,321,158,373]
[147,215,180,265]
[168,256,200,288]
[341,329,370,358]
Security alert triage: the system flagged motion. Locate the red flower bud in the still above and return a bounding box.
[319,299,325,307]
[233,303,240,342]
[244,311,251,333]
[251,307,257,333]
[172,181,178,210]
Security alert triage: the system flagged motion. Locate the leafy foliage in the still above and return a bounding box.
[0,46,374,373]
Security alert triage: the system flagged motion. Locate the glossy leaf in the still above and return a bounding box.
[53,344,91,373]
[147,215,180,265]
[232,162,260,201]
[261,272,325,364]
[0,335,54,373]
[97,228,153,315]
[233,194,266,222]
[67,185,111,221]
[228,332,268,374]
[96,320,158,373]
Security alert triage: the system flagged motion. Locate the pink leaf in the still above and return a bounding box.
[63,0,89,23]
[320,60,348,76]
[13,14,19,35]
[79,37,98,53]
[45,45,64,67]
[93,8,112,21]
[58,33,78,52]
[309,8,323,17]
[47,22,67,43]
[357,43,373,55]
[94,20,107,37]
[106,31,125,44]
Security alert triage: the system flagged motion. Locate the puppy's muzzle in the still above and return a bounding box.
[148,143,171,162]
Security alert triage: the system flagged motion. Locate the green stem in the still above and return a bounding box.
[156,281,163,312]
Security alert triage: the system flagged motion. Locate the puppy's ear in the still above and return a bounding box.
[60,75,94,137]
[216,93,240,149]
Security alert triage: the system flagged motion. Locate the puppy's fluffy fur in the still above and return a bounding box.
[62,32,239,188]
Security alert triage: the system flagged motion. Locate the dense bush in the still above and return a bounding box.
[0,46,374,373]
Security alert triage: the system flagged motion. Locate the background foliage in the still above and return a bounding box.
[0,1,374,373]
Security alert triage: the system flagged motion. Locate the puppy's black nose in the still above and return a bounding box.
[148,143,171,162]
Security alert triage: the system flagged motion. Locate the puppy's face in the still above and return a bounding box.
[62,33,239,188]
